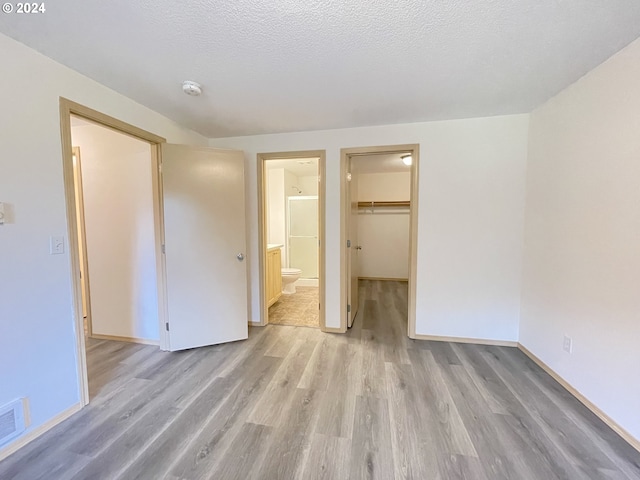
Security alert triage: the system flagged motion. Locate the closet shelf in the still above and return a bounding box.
[357,201,410,208]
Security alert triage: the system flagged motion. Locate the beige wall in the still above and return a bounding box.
[266,168,286,248]
[357,172,411,279]
[521,37,640,441]
[358,172,410,202]
[298,175,319,195]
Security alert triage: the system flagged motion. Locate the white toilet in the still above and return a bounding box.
[281,268,302,294]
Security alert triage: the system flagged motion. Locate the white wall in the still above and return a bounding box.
[284,169,298,201]
[266,168,299,267]
[0,33,206,454]
[210,113,529,341]
[521,37,640,441]
[72,123,158,341]
[267,168,285,248]
[298,175,318,195]
[357,172,411,279]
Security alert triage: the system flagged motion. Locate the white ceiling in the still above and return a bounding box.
[2,1,639,138]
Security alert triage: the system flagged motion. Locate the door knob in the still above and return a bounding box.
[237,253,245,261]
[355,246,362,250]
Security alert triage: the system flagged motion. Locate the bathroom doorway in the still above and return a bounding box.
[257,151,326,330]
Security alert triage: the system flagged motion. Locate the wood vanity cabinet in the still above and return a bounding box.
[266,248,282,307]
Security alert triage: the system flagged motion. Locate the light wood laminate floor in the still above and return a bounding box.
[1,280,639,479]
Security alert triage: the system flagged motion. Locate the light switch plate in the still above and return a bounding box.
[50,235,64,255]
[0,202,5,225]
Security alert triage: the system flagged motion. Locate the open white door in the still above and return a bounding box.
[161,144,248,351]
[347,157,360,328]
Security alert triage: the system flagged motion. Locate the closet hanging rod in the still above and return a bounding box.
[357,201,410,208]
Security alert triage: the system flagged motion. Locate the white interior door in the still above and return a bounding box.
[348,157,360,328]
[162,144,248,351]
[71,147,89,322]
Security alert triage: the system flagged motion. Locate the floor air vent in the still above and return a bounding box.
[0,399,26,446]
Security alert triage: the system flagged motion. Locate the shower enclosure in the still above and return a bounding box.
[287,195,318,279]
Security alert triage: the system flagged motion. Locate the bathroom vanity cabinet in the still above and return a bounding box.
[266,247,282,307]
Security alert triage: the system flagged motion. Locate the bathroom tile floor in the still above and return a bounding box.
[268,286,319,328]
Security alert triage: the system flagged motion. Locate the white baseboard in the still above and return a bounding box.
[90,333,158,346]
[295,278,318,287]
[518,343,640,454]
[412,333,518,347]
[0,403,82,462]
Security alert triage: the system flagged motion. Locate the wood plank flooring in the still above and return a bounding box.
[1,280,639,479]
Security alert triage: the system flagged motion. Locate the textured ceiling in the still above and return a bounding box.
[2,1,640,138]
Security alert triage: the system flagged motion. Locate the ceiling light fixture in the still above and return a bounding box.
[401,154,412,166]
[182,81,202,96]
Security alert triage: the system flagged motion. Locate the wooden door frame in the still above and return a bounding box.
[257,150,327,331]
[59,98,168,406]
[340,144,420,337]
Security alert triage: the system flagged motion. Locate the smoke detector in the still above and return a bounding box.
[182,81,202,96]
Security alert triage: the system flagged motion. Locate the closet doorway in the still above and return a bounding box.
[70,115,160,346]
[257,151,326,330]
[63,105,166,404]
[340,145,419,336]
[61,99,251,406]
